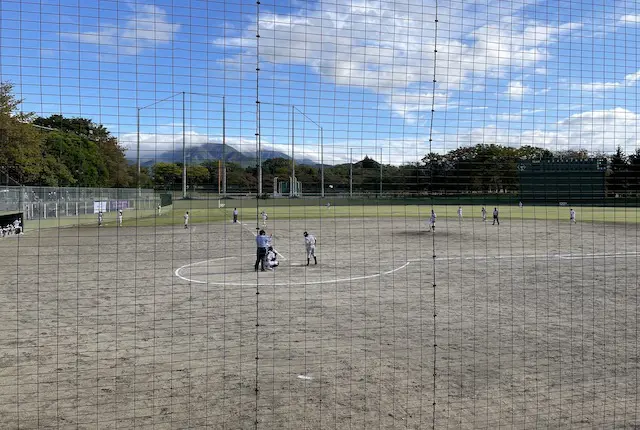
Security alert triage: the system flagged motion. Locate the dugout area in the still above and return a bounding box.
[0,211,24,232]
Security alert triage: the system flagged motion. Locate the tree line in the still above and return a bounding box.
[1,82,136,188]
[3,81,639,197]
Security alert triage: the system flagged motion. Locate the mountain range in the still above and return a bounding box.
[137,143,320,167]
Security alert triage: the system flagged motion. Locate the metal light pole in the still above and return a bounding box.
[379,147,383,197]
[182,92,187,199]
[320,127,325,198]
[291,104,296,197]
[136,108,141,197]
[349,147,353,198]
[222,96,227,197]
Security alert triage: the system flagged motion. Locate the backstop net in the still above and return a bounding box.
[1,1,639,428]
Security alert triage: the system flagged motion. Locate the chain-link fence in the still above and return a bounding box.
[0,186,159,219]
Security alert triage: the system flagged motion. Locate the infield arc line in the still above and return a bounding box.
[174,258,411,286]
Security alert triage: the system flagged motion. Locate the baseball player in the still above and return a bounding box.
[117,210,123,227]
[184,211,189,229]
[260,210,268,227]
[304,231,317,266]
[492,207,499,225]
[457,206,463,220]
[481,206,487,222]
[233,208,238,223]
[570,208,576,224]
[98,211,103,227]
[428,209,437,232]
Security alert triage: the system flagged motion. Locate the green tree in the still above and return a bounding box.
[628,149,640,196]
[35,114,132,187]
[153,162,182,189]
[187,165,210,187]
[607,147,628,196]
[0,82,44,184]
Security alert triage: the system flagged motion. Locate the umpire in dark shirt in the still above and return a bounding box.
[255,229,270,271]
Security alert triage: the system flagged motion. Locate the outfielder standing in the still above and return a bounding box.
[457,206,463,220]
[428,209,437,232]
[98,211,103,227]
[233,208,238,224]
[570,208,577,224]
[117,210,123,227]
[260,210,268,227]
[304,231,317,266]
[184,211,189,229]
[481,206,487,222]
[492,207,500,225]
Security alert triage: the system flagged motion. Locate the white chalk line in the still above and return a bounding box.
[240,222,288,261]
[174,258,411,286]
[408,251,640,263]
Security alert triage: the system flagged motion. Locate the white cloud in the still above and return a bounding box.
[70,5,180,55]
[506,81,532,99]
[619,14,640,24]
[454,107,640,153]
[118,127,435,165]
[576,69,640,92]
[219,1,579,122]
[119,130,256,158]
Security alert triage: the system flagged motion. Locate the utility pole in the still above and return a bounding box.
[182,92,187,199]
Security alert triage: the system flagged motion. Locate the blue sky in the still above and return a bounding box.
[1,0,639,165]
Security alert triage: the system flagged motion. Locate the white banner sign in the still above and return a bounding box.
[93,201,107,213]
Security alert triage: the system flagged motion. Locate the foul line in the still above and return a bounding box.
[174,258,411,286]
[240,222,288,261]
[408,251,640,263]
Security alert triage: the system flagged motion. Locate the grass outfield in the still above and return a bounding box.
[126,203,640,227]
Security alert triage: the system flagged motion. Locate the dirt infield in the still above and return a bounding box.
[0,216,638,428]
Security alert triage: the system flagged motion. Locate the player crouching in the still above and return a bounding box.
[266,246,279,270]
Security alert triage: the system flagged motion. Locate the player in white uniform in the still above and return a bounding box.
[303,231,317,266]
[184,211,189,229]
[266,246,279,270]
[117,210,123,227]
[519,201,523,209]
[570,208,576,224]
[428,209,437,232]
[261,210,268,227]
[481,206,487,222]
[98,211,103,227]
[13,219,22,235]
[158,204,162,216]
[233,208,238,223]
[457,206,463,220]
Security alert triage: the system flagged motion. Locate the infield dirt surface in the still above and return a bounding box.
[1,215,638,428]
